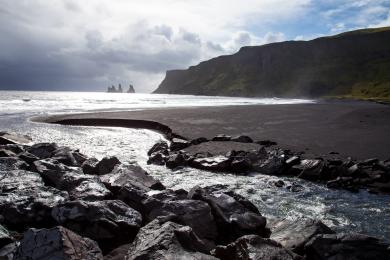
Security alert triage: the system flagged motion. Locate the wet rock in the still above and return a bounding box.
[0,132,31,144]
[0,137,16,145]
[27,142,59,159]
[212,235,301,260]
[190,155,231,172]
[0,225,13,248]
[51,147,79,166]
[32,158,80,186]
[212,134,231,141]
[143,190,218,245]
[287,183,305,192]
[147,141,169,156]
[0,170,68,229]
[293,159,325,180]
[69,179,112,201]
[14,226,103,260]
[188,186,268,244]
[359,158,379,166]
[0,242,19,260]
[285,156,300,166]
[304,233,390,260]
[100,164,165,194]
[0,149,16,157]
[18,151,39,164]
[0,144,25,154]
[253,156,285,175]
[52,200,142,253]
[96,156,121,175]
[230,157,252,173]
[0,157,28,171]
[231,135,254,143]
[270,218,334,254]
[118,184,151,214]
[147,152,166,165]
[257,140,277,147]
[274,180,285,187]
[82,157,99,175]
[191,137,209,145]
[126,219,217,260]
[166,153,188,169]
[170,138,190,151]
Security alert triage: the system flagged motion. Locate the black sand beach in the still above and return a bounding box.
[39,100,390,160]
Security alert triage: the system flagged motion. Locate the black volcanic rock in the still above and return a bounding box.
[126,219,217,260]
[304,233,390,260]
[155,27,390,99]
[14,226,103,260]
[212,235,301,260]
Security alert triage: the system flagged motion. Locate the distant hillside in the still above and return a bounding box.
[154,27,390,99]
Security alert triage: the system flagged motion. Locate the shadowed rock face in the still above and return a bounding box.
[14,226,103,260]
[155,27,390,98]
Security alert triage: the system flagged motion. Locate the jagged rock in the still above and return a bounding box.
[96,156,121,175]
[18,151,39,164]
[0,242,19,260]
[188,186,268,244]
[231,135,253,143]
[170,138,190,151]
[69,179,112,201]
[52,200,142,253]
[191,137,209,145]
[292,159,325,180]
[51,147,79,166]
[147,152,166,165]
[166,153,188,169]
[304,233,390,260]
[27,143,59,159]
[0,137,16,145]
[104,244,130,260]
[82,157,99,174]
[0,132,31,144]
[285,156,300,166]
[0,144,25,154]
[257,140,278,147]
[230,157,252,173]
[0,170,68,229]
[0,157,28,171]
[32,158,80,186]
[0,225,13,248]
[147,141,169,156]
[118,184,150,214]
[100,164,165,194]
[212,235,301,260]
[0,149,16,157]
[212,134,231,141]
[287,183,305,192]
[190,155,231,172]
[14,226,103,260]
[126,220,217,260]
[274,180,285,187]
[143,189,218,246]
[253,156,285,175]
[270,218,334,254]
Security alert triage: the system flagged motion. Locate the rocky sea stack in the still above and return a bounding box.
[0,131,389,259]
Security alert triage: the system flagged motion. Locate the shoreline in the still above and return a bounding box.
[35,100,390,160]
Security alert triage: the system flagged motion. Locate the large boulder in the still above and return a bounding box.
[101,164,165,194]
[143,189,218,246]
[304,233,390,260]
[270,218,334,254]
[96,156,121,175]
[0,170,68,230]
[212,134,231,141]
[52,200,142,253]
[126,219,217,260]
[212,235,301,260]
[68,179,112,201]
[166,153,188,169]
[0,157,28,171]
[51,146,86,167]
[0,242,19,260]
[27,143,59,159]
[252,155,285,175]
[190,156,231,172]
[292,159,326,180]
[148,141,169,156]
[170,138,190,151]
[14,226,103,260]
[231,135,254,143]
[188,186,268,244]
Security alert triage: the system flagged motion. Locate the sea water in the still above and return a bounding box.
[0,90,389,241]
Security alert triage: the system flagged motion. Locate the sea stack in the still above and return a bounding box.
[128,84,135,93]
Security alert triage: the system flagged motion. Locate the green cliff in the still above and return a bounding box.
[154,27,390,100]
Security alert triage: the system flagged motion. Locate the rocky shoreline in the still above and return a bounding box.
[1,132,390,259]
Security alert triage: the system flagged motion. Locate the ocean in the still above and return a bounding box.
[0,90,389,241]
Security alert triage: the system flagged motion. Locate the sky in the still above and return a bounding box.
[0,0,390,93]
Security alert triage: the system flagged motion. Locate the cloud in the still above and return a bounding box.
[0,0,388,92]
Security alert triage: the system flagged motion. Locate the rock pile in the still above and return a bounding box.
[0,132,389,259]
[147,134,390,194]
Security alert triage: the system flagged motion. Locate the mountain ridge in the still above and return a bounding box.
[154,27,390,99]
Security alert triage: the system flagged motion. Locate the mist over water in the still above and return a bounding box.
[0,90,389,241]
